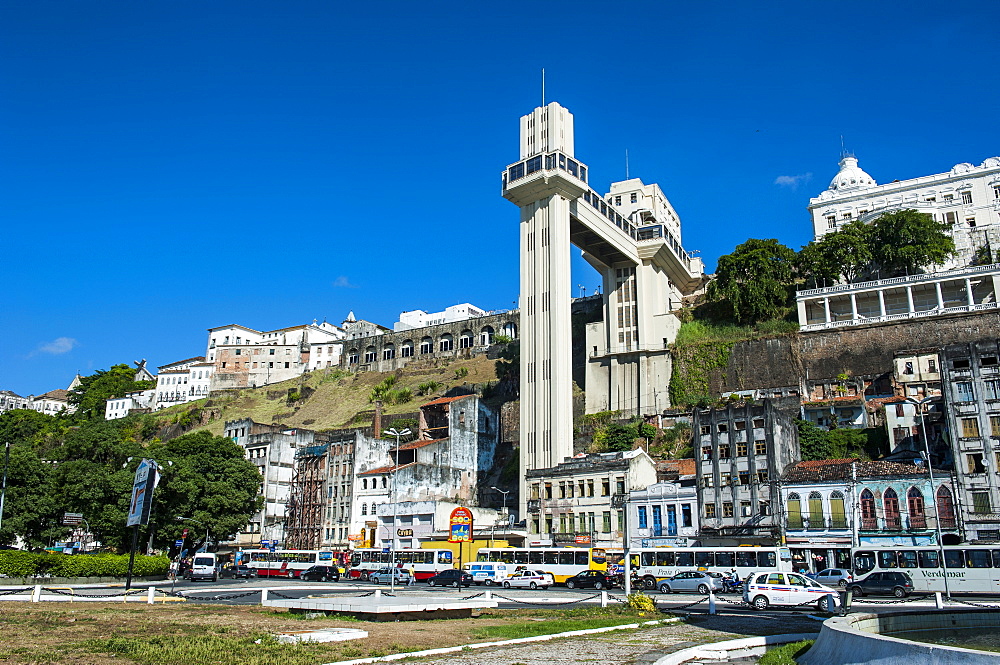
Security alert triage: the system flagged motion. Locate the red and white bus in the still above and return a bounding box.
[240,549,339,578]
[349,548,454,581]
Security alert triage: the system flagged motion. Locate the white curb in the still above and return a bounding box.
[651,632,820,665]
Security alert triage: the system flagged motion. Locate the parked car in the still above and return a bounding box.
[300,565,341,582]
[657,571,723,595]
[743,571,840,611]
[465,562,517,586]
[846,571,914,598]
[502,570,554,589]
[369,567,411,585]
[427,569,473,587]
[564,570,616,590]
[219,564,257,579]
[806,568,853,587]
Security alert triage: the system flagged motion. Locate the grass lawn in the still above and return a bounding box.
[0,602,663,665]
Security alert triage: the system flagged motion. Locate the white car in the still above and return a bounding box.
[743,571,840,611]
[502,570,554,589]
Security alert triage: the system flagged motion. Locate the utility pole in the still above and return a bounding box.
[0,442,10,534]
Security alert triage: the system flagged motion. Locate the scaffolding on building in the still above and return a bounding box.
[284,442,328,550]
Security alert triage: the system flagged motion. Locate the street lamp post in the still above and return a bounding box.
[611,492,632,597]
[905,396,952,599]
[0,442,10,535]
[490,487,510,546]
[383,427,411,594]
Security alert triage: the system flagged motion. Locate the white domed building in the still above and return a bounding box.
[808,154,1000,271]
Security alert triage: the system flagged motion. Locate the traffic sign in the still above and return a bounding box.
[174,539,183,547]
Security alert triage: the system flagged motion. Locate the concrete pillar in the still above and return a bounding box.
[877,289,886,317]
[965,278,975,307]
[600,590,608,607]
[823,297,831,323]
[906,286,915,314]
[32,585,41,602]
[849,293,858,320]
[796,299,808,326]
[147,587,155,604]
[261,588,268,605]
[935,282,944,310]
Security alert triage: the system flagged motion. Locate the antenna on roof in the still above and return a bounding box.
[625,148,630,180]
[541,68,545,107]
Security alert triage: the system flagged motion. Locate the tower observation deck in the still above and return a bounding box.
[502,102,706,519]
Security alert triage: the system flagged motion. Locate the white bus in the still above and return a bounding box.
[621,546,793,589]
[853,546,1000,594]
[240,549,336,578]
[349,548,454,581]
[474,547,608,584]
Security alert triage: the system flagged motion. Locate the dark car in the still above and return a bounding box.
[564,570,616,590]
[300,565,341,582]
[846,571,914,598]
[219,564,256,579]
[426,569,473,588]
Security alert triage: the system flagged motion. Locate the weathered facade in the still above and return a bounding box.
[693,400,799,544]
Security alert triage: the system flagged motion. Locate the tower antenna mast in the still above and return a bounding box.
[625,149,630,179]
[541,68,545,107]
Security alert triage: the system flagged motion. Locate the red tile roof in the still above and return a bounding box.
[399,438,446,451]
[359,463,415,475]
[421,395,474,407]
[657,459,697,476]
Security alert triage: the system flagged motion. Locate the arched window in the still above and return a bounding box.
[860,489,877,530]
[381,477,387,489]
[383,344,395,360]
[480,326,494,346]
[401,340,414,358]
[907,487,926,529]
[884,488,901,529]
[786,493,802,529]
[361,503,367,515]
[364,346,376,363]
[348,348,359,364]
[808,491,824,530]
[439,334,454,352]
[502,322,517,339]
[362,479,368,489]
[936,485,956,529]
[829,492,846,529]
[419,337,432,354]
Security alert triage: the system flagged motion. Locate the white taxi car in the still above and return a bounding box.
[743,571,840,611]
[502,569,555,589]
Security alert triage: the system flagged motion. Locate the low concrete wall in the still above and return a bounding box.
[799,610,1000,665]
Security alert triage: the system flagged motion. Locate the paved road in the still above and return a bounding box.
[30,577,997,615]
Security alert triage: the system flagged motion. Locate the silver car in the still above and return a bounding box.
[658,571,722,594]
[369,567,412,585]
[807,568,853,587]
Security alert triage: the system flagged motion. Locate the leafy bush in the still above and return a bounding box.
[417,380,443,396]
[625,591,657,611]
[0,551,169,577]
[454,367,469,379]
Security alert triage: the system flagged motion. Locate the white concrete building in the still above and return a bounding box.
[626,482,699,548]
[29,388,75,415]
[501,101,706,518]
[525,449,658,549]
[105,389,156,420]
[0,390,30,414]
[809,155,1000,270]
[393,303,488,331]
[154,357,205,410]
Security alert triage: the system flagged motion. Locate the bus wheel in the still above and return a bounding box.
[643,576,657,590]
[484,579,493,586]
[361,572,370,581]
[287,571,295,579]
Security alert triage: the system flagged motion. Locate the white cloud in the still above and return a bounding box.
[332,276,358,288]
[34,336,78,355]
[774,173,813,189]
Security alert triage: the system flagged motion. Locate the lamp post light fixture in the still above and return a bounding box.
[904,396,952,599]
[382,427,411,594]
[490,486,510,546]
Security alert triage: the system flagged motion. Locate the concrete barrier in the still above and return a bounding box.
[799,610,1000,665]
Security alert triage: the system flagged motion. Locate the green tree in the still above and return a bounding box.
[147,431,264,551]
[0,442,61,548]
[868,209,955,277]
[798,221,873,285]
[68,364,155,421]
[707,239,797,324]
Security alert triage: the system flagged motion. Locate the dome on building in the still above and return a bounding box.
[828,155,876,192]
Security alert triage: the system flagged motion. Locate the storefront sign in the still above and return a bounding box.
[397,528,413,537]
[448,507,473,542]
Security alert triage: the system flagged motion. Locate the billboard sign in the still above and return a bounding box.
[448,507,473,543]
[126,459,157,527]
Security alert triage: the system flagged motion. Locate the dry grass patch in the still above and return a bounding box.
[0,602,656,665]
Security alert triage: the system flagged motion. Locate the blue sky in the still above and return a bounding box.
[3,0,999,396]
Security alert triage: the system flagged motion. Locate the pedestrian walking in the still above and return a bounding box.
[407,565,415,586]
